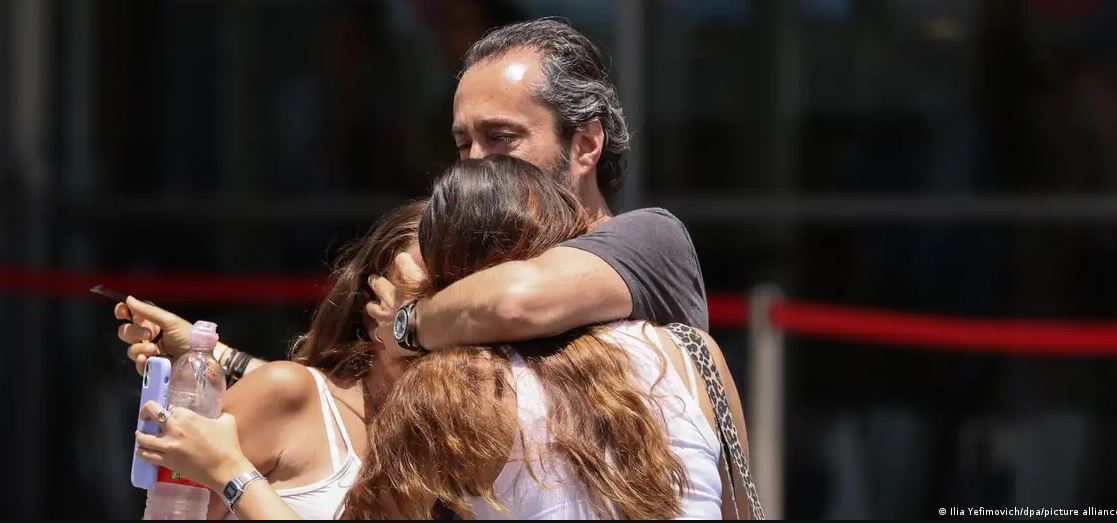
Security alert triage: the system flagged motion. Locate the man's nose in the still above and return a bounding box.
[468,143,488,159]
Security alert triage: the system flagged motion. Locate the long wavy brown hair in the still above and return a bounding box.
[289,200,426,380]
[342,155,687,520]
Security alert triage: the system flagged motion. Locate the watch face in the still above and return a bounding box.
[223,483,238,500]
[393,307,408,340]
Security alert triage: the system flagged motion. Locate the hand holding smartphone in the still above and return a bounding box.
[92,285,174,488]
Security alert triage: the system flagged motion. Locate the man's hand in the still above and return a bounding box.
[114,297,194,375]
[366,252,427,354]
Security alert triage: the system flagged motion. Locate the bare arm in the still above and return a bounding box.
[416,246,632,349]
[204,362,315,519]
[366,208,707,350]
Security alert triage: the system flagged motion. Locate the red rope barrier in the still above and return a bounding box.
[708,293,749,327]
[770,301,1117,355]
[0,266,324,304]
[5,266,1117,355]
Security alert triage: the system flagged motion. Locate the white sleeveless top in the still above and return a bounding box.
[466,321,723,520]
[225,367,362,520]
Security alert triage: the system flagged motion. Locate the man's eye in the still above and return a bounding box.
[491,134,515,144]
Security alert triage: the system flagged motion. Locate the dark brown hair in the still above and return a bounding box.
[289,200,426,380]
[343,156,685,519]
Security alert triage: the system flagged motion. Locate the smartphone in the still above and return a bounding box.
[131,356,172,490]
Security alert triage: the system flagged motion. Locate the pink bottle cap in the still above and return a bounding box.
[189,320,220,349]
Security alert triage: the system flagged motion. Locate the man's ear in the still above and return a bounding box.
[569,119,605,181]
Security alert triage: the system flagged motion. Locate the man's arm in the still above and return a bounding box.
[370,208,707,350]
[415,246,633,349]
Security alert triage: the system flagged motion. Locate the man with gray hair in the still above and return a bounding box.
[368,18,708,352]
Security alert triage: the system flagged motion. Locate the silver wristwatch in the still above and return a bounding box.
[393,299,428,354]
[221,469,265,512]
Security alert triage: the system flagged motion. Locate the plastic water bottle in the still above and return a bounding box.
[143,321,226,520]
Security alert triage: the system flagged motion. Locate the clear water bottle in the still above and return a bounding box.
[143,321,226,520]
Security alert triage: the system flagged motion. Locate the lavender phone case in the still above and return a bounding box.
[131,357,171,490]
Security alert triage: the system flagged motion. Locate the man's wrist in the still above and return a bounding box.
[394,299,428,354]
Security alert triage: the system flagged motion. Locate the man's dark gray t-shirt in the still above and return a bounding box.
[561,208,709,331]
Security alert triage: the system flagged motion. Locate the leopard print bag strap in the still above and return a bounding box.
[665,323,765,520]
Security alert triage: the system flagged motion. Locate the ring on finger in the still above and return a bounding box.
[156,406,173,425]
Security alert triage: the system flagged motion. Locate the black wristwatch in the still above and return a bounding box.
[393,299,428,354]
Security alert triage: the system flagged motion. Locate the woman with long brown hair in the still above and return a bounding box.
[346,155,756,520]
[136,155,760,520]
[131,199,425,519]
